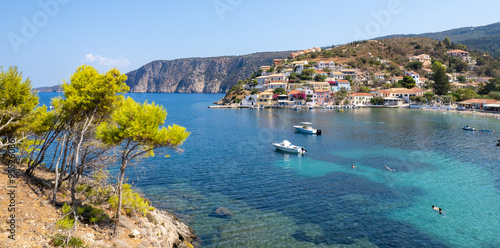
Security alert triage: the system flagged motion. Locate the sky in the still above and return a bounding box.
[1,0,500,88]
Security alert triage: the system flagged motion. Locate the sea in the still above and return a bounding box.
[39,92,500,248]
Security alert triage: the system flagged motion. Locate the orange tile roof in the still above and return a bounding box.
[337,79,349,83]
[315,70,326,73]
[458,99,500,104]
[350,93,373,96]
[288,90,302,95]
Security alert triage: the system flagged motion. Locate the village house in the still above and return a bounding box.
[241,94,258,106]
[409,54,432,66]
[265,82,287,90]
[340,69,358,80]
[309,81,330,91]
[303,89,317,105]
[330,79,351,92]
[391,76,404,84]
[314,69,328,77]
[273,59,283,66]
[330,71,345,80]
[349,93,373,106]
[315,89,331,105]
[260,65,271,71]
[374,73,386,81]
[317,61,335,70]
[292,61,308,74]
[266,73,287,83]
[405,71,421,87]
[457,99,500,111]
[447,49,471,62]
[256,90,274,107]
[289,53,298,59]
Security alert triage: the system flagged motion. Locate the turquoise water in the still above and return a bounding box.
[39,93,500,247]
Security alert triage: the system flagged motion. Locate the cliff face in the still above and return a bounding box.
[125,51,291,93]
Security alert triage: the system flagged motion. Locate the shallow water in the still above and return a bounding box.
[40,93,500,247]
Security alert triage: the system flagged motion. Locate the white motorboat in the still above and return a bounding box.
[293,122,322,135]
[462,126,477,131]
[292,105,301,111]
[272,140,306,154]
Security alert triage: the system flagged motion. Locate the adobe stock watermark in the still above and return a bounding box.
[213,0,244,21]
[354,0,403,41]
[7,0,71,53]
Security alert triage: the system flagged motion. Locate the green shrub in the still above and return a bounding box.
[108,184,150,216]
[76,205,109,224]
[51,234,86,247]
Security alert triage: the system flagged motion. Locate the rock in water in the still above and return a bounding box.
[210,207,233,219]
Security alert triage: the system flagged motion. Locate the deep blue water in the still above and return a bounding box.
[39,93,500,248]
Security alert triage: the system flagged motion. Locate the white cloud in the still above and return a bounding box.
[83,54,130,67]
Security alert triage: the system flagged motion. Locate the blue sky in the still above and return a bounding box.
[1,0,500,88]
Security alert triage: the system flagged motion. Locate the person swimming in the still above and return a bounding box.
[432,205,439,211]
[352,164,356,169]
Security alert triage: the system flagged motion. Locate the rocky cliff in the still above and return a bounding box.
[125,51,291,93]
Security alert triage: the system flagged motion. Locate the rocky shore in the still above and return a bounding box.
[0,162,197,248]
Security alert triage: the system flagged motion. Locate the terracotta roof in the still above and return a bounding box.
[350,93,373,96]
[406,71,419,75]
[315,70,326,74]
[447,49,468,54]
[410,87,425,92]
[458,99,500,104]
[288,90,302,95]
[336,79,349,83]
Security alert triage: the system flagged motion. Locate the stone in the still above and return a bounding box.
[210,207,233,219]
[129,229,141,238]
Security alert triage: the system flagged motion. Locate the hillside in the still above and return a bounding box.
[124,51,292,93]
[377,22,500,57]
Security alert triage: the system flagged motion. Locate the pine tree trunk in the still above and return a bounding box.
[53,133,66,205]
[113,165,126,236]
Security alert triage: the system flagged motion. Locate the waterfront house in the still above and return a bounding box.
[303,89,317,105]
[241,94,258,106]
[315,89,331,105]
[349,93,373,106]
[457,99,500,111]
[257,90,274,107]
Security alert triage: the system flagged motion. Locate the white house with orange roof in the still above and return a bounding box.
[349,93,373,106]
[447,49,471,62]
[374,73,386,81]
[405,71,421,86]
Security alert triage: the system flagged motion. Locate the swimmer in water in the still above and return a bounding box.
[352,164,356,169]
[432,205,439,211]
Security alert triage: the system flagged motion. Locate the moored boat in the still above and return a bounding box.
[462,126,477,131]
[272,140,306,154]
[293,122,322,135]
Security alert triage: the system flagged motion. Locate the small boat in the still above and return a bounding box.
[272,140,306,154]
[462,126,477,131]
[293,122,322,135]
[337,109,344,112]
[292,105,301,111]
[309,106,314,109]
